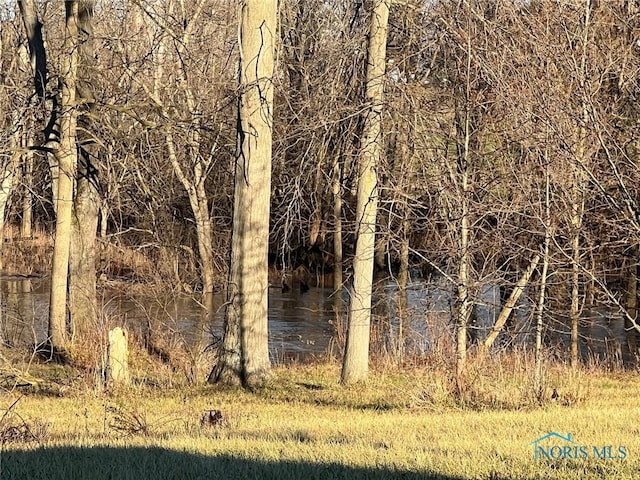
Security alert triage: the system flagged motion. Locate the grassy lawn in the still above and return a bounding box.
[1,361,639,479]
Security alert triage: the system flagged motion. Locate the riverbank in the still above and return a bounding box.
[1,360,638,479]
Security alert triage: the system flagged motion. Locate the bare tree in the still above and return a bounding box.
[69,0,99,347]
[341,0,390,384]
[212,0,277,388]
[48,1,80,350]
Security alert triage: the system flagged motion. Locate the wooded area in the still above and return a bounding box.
[1,0,640,391]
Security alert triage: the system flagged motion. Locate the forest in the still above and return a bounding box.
[1,1,640,478]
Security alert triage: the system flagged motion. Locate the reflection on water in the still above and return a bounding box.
[0,277,339,359]
[0,275,633,364]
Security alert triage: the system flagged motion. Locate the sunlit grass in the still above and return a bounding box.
[1,359,639,479]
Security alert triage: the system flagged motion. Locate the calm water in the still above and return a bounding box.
[0,275,632,364]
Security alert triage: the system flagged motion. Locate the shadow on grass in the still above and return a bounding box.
[0,446,466,480]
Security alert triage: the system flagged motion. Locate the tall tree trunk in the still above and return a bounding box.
[453,18,476,386]
[49,1,79,350]
[397,217,409,362]
[535,156,552,398]
[69,0,99,348]
[569,0,592,370]
[569,224,581,368]
[341,0,390,385]
[69,165,99,344]
[212,0,276,389]
[392,108,414,363]
[332,155,343,314]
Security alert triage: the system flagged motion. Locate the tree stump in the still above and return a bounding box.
[108,327,129,386]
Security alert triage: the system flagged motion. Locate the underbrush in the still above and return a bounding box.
[0,225,226,292]
[0,343,631,411]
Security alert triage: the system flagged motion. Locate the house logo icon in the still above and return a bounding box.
[531,432,574,461]
[530,432,628,461]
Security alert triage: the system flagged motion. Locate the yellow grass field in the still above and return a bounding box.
[1,361,639,479]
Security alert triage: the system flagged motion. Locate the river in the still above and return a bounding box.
[0,274,632,365]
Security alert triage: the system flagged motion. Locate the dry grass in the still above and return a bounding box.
[0,355,638,479]
[1,225,52,276]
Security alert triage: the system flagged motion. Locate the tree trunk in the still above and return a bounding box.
[456,197,471,382]
[69,0,98,348]
[20,133,33,239]
[165,131,215,297]
[18,0,59,214]
[534,157,552,398]
[453,20,476,386]
[569,0,592,370]
[0,135,20,271]
[49,1,80,350]
[69,155,99,345]
[158,0,215,299]
[212,0,276,388]
[625,249,638,356]
[397,217,410,362]
[480,254,540,354]
[18,0,48,102]
[341,0,390,385]
[332,155,343,314]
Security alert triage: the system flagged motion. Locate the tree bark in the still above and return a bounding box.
[625,248,638,356]
[17,0,48,102]
[69,0,99,347]
[332,155,343,314]
[569,0,592,370]
[20,132,33,239]
[0,137,20,272]
[397,217,410,362]
[535,157,552,398]
[341,0,390,385]
[212,0,277,388]
[49,1,80,350]
[480,254,540,354]
[453,19,475,386]
[153,0,216,299]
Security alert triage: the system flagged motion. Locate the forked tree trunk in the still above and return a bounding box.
[156,0,215,299]
[212,0,276,388]
[165,131,215,297]
[341,0,390,385]
[18,0,59,216]
[49,1,80,350]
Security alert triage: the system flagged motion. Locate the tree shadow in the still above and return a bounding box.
[0,445,469,480]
